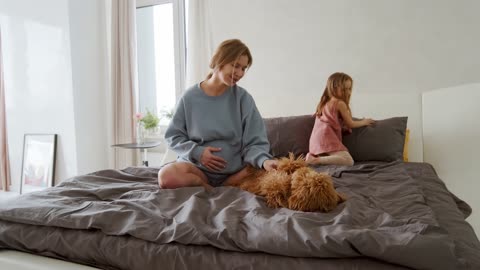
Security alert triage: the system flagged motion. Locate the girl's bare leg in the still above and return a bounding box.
[306,151,354,166]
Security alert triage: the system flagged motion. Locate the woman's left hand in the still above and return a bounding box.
[263,159,278,172]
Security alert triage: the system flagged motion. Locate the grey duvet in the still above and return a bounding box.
[0,162,479,270]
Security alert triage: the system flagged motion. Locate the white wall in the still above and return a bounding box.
[0,0,109,190]
[1,0,78,190]
[207,0,480,162]
[423,83,480,234]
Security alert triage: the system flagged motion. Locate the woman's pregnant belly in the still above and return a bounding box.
[196,139,244,174]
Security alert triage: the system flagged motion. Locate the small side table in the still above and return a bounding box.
[112,141,162,167]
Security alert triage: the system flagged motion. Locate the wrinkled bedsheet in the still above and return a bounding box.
[0,162,479,270]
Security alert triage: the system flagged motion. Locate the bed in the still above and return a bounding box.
[0,116,479,270]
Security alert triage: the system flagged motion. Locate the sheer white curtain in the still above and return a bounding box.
[0,27,11,191]
[111,0,139,169]
[185,0,214,88]
[161,0,214,164]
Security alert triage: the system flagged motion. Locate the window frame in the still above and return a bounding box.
[135,0,186,105]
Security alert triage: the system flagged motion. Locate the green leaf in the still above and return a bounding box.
[140,109,160,130]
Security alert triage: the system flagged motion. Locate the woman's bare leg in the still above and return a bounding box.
[306,151,354,166]
[158,162,213,190]
[223,166,251,186]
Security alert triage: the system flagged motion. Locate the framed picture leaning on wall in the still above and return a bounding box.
[20,134,57,194]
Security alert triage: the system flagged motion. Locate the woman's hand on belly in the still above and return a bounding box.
[197,140,244,173]
[200,147,227,171]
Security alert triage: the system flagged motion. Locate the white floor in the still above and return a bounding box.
[0,250,99,270]
[0,191,19,203]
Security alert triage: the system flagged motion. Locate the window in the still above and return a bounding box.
[136,0,185,126]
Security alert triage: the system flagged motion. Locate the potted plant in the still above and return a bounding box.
[134,109,160,144]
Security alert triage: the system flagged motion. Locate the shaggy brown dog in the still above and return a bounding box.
[226,154,346,212]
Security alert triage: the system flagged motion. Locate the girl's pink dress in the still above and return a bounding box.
[309,100,349,155]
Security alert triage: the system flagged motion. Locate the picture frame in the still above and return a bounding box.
[20,134,57,194]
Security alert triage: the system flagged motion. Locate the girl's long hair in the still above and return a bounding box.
[206,39,253,80]
[315,72,353,116]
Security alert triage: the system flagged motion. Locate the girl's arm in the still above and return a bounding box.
[337,101,375,129]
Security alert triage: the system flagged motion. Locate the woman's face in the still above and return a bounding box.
[217,55,249,86]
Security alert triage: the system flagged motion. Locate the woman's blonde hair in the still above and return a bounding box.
[315,72,353,116]
[206,39,252,79]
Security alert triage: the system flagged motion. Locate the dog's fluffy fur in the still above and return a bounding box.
[227,153,346,212]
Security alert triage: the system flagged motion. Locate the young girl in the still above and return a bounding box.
[306,72,374,166]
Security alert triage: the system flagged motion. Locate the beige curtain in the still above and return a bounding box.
[0,27,11,191]
[111,0,139,169]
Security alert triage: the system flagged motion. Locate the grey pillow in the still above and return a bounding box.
[263,115,315,158]
[342,117,408,162]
